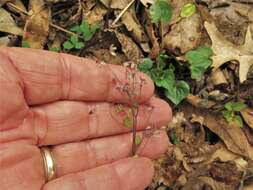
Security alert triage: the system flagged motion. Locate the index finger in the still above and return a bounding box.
[0,47,154,105]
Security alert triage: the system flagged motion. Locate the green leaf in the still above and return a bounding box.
[165,80,190,105]
[186,46,213,80]
[80,21,99,41]
[63,41,74,50]
[123,116,133,128]
[232,102,247,111]
[180,3,196,18]
[74,42,84,49]
[222,110,233,122]
[154,69,175,89]
[150,0,173,24]
[138,58,154,71]
[234,115,243,127]
[170,132,179,145]
[70,35,79,44]
[224,102,247,111]
[224,102,233,111]
[49,47,60,52]
[156,52,169,70]
[135,135,142,145]
[22,40,30,48]
[70,25,82,34]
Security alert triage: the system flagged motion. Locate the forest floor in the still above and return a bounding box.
[1,0,253,189]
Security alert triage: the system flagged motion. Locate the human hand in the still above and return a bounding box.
[0,47,172,190]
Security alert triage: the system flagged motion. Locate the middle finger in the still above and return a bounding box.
[31,97,172,146]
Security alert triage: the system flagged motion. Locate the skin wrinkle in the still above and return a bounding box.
[111,160,124,190]
[33,107,49,146]
[87,103,98,139]
[104,65,114,102]
[0,51,25,91]
[59,53,71,100]
[86,141,98,169]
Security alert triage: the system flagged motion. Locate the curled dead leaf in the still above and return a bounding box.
[183,105,253,160]
[23,0,51,49]
[83,2,107,25]
[115,31,143,62]
[205,21,253,82]
[186,94,216,109]
[164,14,202,54]
[121,6,149,46]
[241,108,253,130]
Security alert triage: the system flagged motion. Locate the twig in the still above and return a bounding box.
[8,2,77,37]
[111,0,135,26]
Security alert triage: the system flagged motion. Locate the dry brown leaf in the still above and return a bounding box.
[99,0,132,9]
[115,32,143,61]
[205,21,253,82]
[164,14,202,54]
[121,5,148,45]
[0,36,10,46]
[6,0,26,19]
[183,105,253,160]
[209,68,228,86]
[23,0,51,49]
[83,2,107,25]
[186,94,216,109]
[241,108,253,129]
[0,8,23,36]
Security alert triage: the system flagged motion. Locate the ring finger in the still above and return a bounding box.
[51,130,170,177]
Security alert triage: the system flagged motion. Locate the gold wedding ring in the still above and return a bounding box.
[40,147,57,182]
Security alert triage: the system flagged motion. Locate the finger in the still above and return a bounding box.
[52,130,169,177]
[31,97,172,146]
[0,47,154,105]
[43,157,154,190]
[0,144,45,190]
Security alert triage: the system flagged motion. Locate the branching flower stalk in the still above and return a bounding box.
[96,59,153,156]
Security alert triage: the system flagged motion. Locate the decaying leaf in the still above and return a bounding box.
[0,7,23,36]
[115,31,143,61]
[121,5,149,46]
[205,21,253,82]
[83,2,107,25]
[164,14,202,54]
[241,108,253,129]
[210,4,248,45]
[183,105,253,160]
[23,0,51,49]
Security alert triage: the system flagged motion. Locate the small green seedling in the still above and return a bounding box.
[22,40,30,48]
[170,132,180,145]
[186,45,213,80]
[49,47,60,52]
[135,135,142,145]
[150,0,173,24]
[180,3,196,18]
[63,20,100,50]
[222,102,247,127]
[63,35,84,50]
[70,20,100,41]
[138,53,189,105]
